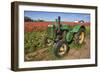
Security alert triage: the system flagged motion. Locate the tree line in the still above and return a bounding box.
[24,16,45,22]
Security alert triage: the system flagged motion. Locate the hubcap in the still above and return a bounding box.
[58,44,67,56]
[79,32,85,44]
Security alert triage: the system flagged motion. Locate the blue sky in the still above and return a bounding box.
[24,11,90,22]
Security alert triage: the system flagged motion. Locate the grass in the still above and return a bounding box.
[24,31,47,54]
[86,26,90,35]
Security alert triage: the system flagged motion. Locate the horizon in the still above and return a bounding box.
[24,11,90,22]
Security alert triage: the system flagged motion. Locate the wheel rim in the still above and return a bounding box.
[79,32,85,44]
[58,44,67,56]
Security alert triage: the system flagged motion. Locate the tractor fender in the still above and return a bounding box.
[65,31,74,43]
[71,25,85,33]
[65,25,85,43]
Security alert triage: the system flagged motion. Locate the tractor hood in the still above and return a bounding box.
[60,24,71,31]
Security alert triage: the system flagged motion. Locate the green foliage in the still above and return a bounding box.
[86,26,90,35]
[69,41,85,50]
[24,27,55,53]
[24,31,47,54]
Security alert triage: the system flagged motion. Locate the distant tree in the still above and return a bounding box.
[37,19,45,22]
[24,17,45,22]
[24,16,33,22]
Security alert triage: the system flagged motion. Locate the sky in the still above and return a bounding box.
[24,11,90,22]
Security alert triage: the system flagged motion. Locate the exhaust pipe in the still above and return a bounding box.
[58,16,61,25]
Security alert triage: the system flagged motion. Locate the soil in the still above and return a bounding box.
[63,36,90,59]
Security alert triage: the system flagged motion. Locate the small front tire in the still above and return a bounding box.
[54,40,69,57]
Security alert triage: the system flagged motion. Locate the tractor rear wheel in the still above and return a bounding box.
[74,27,85,44]
[54,40,69,57]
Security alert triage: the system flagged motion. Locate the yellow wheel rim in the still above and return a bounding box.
[79,32,85,44]
[59,44,67,56]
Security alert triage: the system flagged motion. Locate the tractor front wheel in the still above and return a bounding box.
[54,40,69,57]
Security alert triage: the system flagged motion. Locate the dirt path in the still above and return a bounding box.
[63,37,90,60]
[25,37,90,61]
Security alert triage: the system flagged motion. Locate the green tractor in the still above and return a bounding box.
[46,16,86,57]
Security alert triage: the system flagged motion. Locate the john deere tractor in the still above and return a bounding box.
[46,16,86,57]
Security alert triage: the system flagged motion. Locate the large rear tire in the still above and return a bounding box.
[74,27,85,44]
